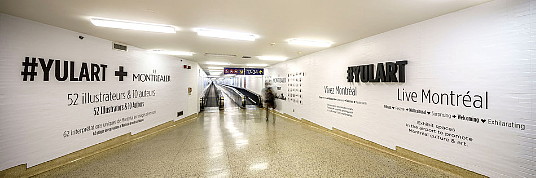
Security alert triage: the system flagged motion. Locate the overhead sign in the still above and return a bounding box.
[245,68,264,75]
[224,68,264,75]
[224,68,245,75]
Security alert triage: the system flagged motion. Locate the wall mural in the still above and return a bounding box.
[0,14,198,170]
[265,1,535,177]
[287,72,304,105]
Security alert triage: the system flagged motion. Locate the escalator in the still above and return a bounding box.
[201,82,263,110]
[220,84,263,108]
[205,84,219,107]
[200,82,224,111]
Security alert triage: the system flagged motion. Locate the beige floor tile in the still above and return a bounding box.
[37,107,460,178]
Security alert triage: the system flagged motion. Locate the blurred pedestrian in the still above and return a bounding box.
[263,83,276,121]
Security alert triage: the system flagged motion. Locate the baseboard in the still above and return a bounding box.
[270,110,485,177]
[271,110,300,122]
[394,146,484,177]
[0,113,198,178]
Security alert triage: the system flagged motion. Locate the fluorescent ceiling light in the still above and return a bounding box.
[210,72,222,75]
[90,17,177,33]
[257,56,288,61]
[207,75,220,78]
[206,61,231,65]
[149,50,194,56]
[286,38,334,47]
[207,66,224,69]
[246,64,268,67]
[208,70,223,73]
[205,53,237,58]
[194,28,259,41]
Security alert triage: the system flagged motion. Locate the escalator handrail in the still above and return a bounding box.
[217,84,246,108]
[221,84,262,107]
[200,83,212,97]
[220,85,245,98]
[213,85,224,108]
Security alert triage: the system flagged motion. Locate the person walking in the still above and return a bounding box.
[263,84,276,122]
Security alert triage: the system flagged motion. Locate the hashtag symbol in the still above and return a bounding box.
[21,57,38,81]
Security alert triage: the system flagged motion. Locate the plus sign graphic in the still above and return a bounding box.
[114,66,128,81]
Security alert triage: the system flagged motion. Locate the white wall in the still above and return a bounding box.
[220,77,236,86]
[245,75,264,94]
[0,14,200,170]
[197,66,210,111]
[265,0,535,177]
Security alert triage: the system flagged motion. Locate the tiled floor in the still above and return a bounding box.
[36,107,460,177]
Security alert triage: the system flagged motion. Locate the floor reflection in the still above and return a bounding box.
[37,107,461,177]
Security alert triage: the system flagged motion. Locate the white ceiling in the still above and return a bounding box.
[0,0,490,72]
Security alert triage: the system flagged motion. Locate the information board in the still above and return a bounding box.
[245,68,264,75]
[224,68,245,75]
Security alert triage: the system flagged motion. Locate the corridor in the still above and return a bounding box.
[36,108,459,177]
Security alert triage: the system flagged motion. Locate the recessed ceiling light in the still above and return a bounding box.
[207,66,224,69]
[286,38,334,47]
[90,17,177,33]
[149,50,194,56]
[246,64,268,67]
[206,61,231,65]
[257,56,288,61]
[194,28,259,41]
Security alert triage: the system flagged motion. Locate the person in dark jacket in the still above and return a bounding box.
[263,85,276,121]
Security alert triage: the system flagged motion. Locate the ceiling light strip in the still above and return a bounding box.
[149,50,194,56]
[205,61,231,65]
[90,17,177,33]
[205,53,237,58]
[194,28,259,41]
